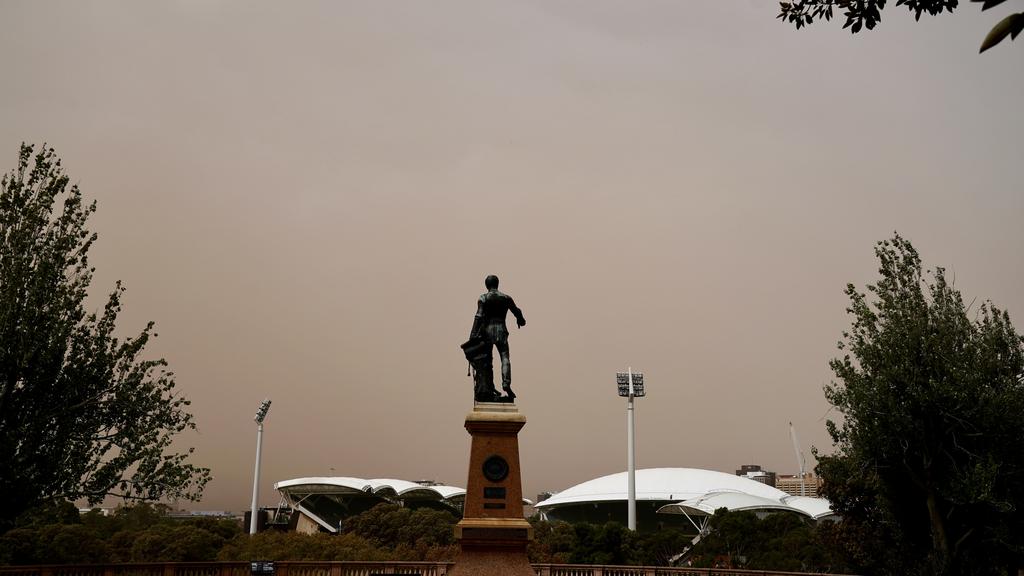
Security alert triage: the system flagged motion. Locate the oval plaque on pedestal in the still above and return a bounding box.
[482,455,509,482]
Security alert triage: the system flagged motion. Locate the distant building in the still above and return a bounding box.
[775,474,822,497]
[78,507,115,516]
[167,510,236,519]
[735,464,776,487]
[244,506,293,533]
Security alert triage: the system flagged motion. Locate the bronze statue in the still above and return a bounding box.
[461,275,526,403]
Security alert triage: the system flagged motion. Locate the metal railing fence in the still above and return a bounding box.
[0,562,854,576]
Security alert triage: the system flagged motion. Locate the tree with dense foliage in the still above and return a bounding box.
[340,504,457,559]
[527,519,578,564]
[816,234,1024,575]
[216,531,396,562]
[0,144,209,531]
[0,502,240,565]
[527,518,697,567]
[220,504,460,562]
[687,510,849,572]
[777,0,1024,53]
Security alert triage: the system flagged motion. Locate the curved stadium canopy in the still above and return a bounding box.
[275,477,468,533]
[535,468,835,532]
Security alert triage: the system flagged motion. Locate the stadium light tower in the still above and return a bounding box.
[616,368,645,531]
[249,399,272,535]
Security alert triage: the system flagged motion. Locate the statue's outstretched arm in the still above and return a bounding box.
[510,299,526,328]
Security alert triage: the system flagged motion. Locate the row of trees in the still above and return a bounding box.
[0,502,239,565]
[529,511,851,571]
[1,501,847,571]
[0,502,453,565]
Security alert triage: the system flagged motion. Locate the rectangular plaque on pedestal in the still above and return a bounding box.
[483,487,506,499]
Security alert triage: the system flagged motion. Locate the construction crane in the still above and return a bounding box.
[789,421,807,497]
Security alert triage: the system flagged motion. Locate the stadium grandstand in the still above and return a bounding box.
[534,468,836,534]
[274,477,468,533]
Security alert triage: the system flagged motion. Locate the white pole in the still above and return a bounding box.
[249,421,264,535]
[627,367,637,532]
[789,422,806,497]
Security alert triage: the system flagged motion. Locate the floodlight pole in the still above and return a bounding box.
[250,399,271,536]
[616,368,643,532]
[626,368,637,532]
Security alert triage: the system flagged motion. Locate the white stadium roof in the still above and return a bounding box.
[535,468,833,523]
[535,468,791,508]
[366,478,466,500]
[275,477,466,501]
[657,491,797,517]
[275,477,469,532]
[779,495,837,520]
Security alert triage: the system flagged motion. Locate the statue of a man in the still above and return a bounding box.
[464,275,526,403]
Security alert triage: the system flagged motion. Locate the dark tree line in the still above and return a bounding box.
[0,502,239,564]
[3,501,844,571]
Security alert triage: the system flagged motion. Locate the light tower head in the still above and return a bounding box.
[616,372,645,397]
[255,399,272,423]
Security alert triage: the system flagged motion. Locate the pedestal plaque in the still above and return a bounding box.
[449,402,534,576]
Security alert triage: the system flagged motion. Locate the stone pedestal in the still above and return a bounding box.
[449,402,535,576]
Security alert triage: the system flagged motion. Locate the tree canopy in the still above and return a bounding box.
[0,502,240,565]
[0,144,209,531]
[777,0,1024,53]
[687,509,848,572]
[816,234,1024,575]
[0,500,863,570]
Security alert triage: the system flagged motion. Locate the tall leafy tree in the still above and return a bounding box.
[0,144,209,531]
[817,234,1024,575]
[777,0,1024,53]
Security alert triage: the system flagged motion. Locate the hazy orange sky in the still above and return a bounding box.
[2,1,1022,512]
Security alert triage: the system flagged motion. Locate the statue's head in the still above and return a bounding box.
[485,275,499,290]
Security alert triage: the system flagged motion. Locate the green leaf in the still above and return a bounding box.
[980,13,1023,52]
[1011,13,1024,39]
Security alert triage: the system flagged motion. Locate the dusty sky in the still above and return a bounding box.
[2,1,1022,512]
